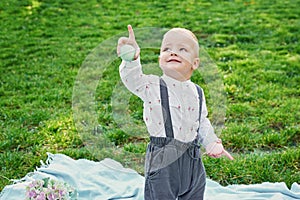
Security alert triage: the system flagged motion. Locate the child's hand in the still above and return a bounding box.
[205,139,234,160]
[117,25,140,60]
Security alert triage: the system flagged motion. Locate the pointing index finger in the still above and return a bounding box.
[222,150,234,160]
[128,25,135,41]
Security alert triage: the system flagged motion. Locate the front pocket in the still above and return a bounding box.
[147,168,162,179]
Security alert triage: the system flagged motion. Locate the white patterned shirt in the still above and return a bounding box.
[119,58,218,147]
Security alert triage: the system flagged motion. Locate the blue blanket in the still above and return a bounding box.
[1,153,299,200]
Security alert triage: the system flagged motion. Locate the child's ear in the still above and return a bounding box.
[192,58,200,70]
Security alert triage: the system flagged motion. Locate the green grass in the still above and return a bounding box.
[1,0,299,191]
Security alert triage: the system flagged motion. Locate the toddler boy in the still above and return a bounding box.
[117,25,233,200]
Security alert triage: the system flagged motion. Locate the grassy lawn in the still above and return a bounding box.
[0,0,299,191]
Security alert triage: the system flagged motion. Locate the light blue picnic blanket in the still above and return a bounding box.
[0,153,299,200]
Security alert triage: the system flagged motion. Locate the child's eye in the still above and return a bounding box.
[163,47,171,52]
[180,48,187,52]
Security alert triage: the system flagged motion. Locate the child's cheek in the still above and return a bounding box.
[160,53,168,61]
[179,53,191,63]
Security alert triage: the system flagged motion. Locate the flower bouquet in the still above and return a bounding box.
[25,177,77,200]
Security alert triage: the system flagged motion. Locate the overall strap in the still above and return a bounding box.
[159,78,174,138]
[195,84,203,143]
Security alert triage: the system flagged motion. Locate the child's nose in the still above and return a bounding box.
[170,51,178,56]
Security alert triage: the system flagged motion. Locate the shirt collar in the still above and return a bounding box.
[161,74,192,87]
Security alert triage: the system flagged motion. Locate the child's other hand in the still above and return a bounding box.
[117,25,140,60]
[205,140,234,160]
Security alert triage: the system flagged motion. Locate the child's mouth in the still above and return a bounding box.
[167,58,181,63]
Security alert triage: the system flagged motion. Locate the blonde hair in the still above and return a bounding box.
[164,28,199,57]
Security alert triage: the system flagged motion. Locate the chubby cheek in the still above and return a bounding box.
[158,53,168,65]
[182,59,193,68]
[180,53,193,64]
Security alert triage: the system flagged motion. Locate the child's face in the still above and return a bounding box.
[159,30,199,81]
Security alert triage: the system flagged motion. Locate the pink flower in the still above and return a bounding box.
[27,190,37,198]
[36,192,46,200]
[47,193,55,200]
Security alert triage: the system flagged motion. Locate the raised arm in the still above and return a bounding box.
[118,25,158,101]
[117,25,140,60]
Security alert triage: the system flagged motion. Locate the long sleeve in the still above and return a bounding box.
[198,91,219,148]
[119,58,159,102]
